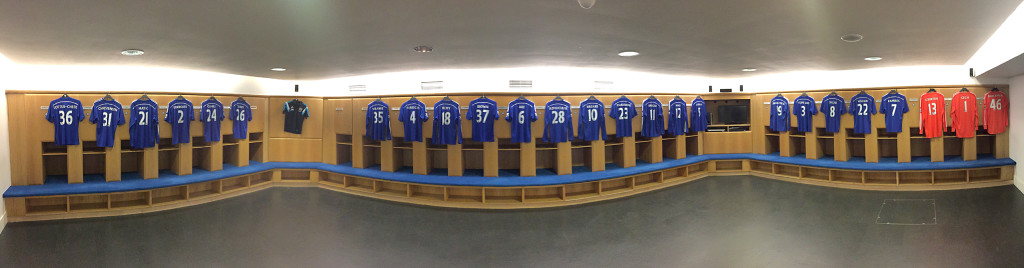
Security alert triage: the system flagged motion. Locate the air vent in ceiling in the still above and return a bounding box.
[509,80,533,89]
[594,81,614,90]
[421,81,443,90]
[349,85,367,92]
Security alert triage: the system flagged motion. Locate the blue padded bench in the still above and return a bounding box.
[5,154,1015,198]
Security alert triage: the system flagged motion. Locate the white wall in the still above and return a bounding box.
[1009,75,1024,193]
[0,54,12,233]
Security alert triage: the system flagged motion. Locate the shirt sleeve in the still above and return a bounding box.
[465,105,474,122]
[117,107,126,125]
[530,106,538,122]
[89,105,99,124]
[302,104,309,118]
[491,105,499,120]
[869,100,877,115]
[200,106,209,123]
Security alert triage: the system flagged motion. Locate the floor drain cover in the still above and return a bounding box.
[876,199,936,225]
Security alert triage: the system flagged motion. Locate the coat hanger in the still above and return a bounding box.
[648,95,656,99]
[175,95,185,100]
[889,89,898,94]
[61,93,69,98]
[619,95,627,99]
[992,87,1000,92]
[554,95,563,101]
[236,96,245,102]
[800,92,808,97]
[829,91,837,96]
[674,95,682,100]
[588,95,597,100]
[776,93,783,97]
[442,95,452,101]
[858,90,866,94]
[140,94,150,101]
[103,93,114,101]
[927,88,937,93]
[959,87,969,92]
[518,95,526,100]
[410,96,417,101]
[208,95,217,101]
[480,94,486,99]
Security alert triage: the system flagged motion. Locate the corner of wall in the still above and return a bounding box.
[1009,75,1024,195]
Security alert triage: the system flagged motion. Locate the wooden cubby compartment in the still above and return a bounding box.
[151,186,187,205]
[392,137,415,170]
[251,171,273,185]
[563,182,599,200]
[249,132,264,162]
[188,180,221,199]
[463,140,485,170]
[498,140,521,170]
[898,171,933,185]
[362,138,383,168]
[934,170,968,184]
[816,128,835,158]
[375,180,408,197]
[968,168,1002,182]
[320,172,345,187]
[220,176,250,192]
[336,134,353,165]
[685,135,700,156]
[845,132,866,158]
[523,186,563,202]
[223,135,241,166]
[687,162,709,175]
[571,142,591,167]
[600,177,632,194]
[110,191,150,209]
[774,164,800,177]
[788,129,806,156]
[878,139,898,158]
[908,128,930,157]
[605,137,625,166]
[69,194,109,211]
[445,187,483,203]
[426,142,449,171]
[634,172,662,187]
[409,184,445,201]
[536,143,559,173]
[943,137,963,156]
[663,167,687,181]
[715,160,743,171]
[484,187,523,203]
[43,154,69,178]
[832,170,864,184]
[800,167,829,181]
[976,133,995,156]
[346,176,375,192]
[750,161,773,174]
[82,141,106,175]
[120,151,143,173]
[864,171,897,185]
[25,196,68,214]
[765,134,778,154]
[280,170,311,181]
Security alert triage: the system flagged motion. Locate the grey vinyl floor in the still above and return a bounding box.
[1,175,1023,268]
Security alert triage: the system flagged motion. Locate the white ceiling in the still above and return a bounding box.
[0,0,1020,80]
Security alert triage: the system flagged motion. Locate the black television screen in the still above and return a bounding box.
[717,105,749,124]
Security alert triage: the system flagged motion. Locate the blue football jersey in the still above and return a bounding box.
[432,99,462,145]
[46,96,85,146]
[164,98,194,144]
[848,93,876,134]
[505,98,537,143]
[609,97,637,137]
[666,99,688,136]
[640,98,664,138]
[398,98,428,142]
[577,98,607,141]
[769,95,790,132]
[229,99,253,139]
[199,99,225,142]
[467,98,499,142]
[542,99,573,143]
[129,98,160,149]
[792,95,817,132]
[820,94,846,133]
[365,100,391,141]
[879,93,909,133]
[89,99,125,147]
[690,97,708,132]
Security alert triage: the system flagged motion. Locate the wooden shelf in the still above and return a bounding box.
[157,147,179,151]
[42,152,68,156]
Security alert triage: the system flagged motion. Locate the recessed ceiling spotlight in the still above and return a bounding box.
[841,34,863,43]
[618,51,639,57]
[271,68,286,71]
[120,49,144,56]
[864,56,883,61]
[413,45,433,53]
[741,68,758,72]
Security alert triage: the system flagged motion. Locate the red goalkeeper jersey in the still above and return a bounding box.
[950,91,978,138]
[983,91,1008,134]
[919,92,946,138]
